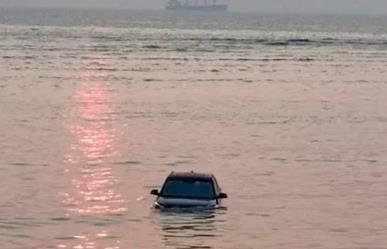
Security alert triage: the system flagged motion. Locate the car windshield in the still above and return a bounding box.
[161,179,215,199]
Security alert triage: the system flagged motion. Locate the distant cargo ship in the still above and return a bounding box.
[166,0,228,11]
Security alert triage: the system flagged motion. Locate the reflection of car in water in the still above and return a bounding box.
[156,211,220,249]
[150,171,228,210]
[155,210,221,249]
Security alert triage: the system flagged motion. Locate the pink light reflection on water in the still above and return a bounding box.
[63,70,126,215]
[56,232,121,249]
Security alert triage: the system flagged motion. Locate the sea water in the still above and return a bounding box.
[1,8,387,249]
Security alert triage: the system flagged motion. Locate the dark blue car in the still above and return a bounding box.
[151,171,228,209]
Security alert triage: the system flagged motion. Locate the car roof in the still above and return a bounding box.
[167,171,214,181]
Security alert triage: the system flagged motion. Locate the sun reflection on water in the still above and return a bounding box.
[56,232,121,249]
[63,71,126,215]
[60,69,125,249]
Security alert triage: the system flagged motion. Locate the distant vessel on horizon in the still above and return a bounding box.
[166,0,228,11]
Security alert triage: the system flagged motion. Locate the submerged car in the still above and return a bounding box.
[150,171,228,209]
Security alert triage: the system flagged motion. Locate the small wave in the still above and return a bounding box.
[265,38,387,47]
[94,67,118,71]
[143,45,165,49]
[143,78,162,82]
[266,39,312,46]
[89,61,108,66]
[142,37,387,48]
[297,57,314,62]
[44,47,63,52]
[89,35,126,42]
[195,49,216,53]
[10,162,32,166]
[183,37,268,44]
[113,160,141,165]
[80,56,101,60]
[132,36,387,54]
[175,47,188,52]
[287,38,311,43]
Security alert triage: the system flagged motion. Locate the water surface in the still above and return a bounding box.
[1,8,387,249]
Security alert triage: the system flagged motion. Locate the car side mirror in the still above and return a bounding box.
[150,189,159,196]
[218,193,228,199]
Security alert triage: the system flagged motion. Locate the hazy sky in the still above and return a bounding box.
[0,0,387,14]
